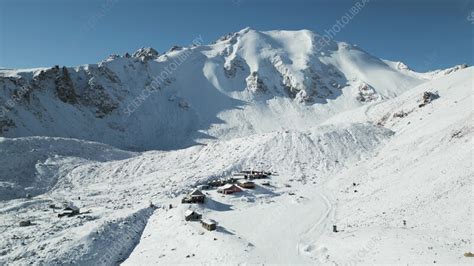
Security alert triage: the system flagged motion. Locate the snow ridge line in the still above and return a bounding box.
[74,206,157,265]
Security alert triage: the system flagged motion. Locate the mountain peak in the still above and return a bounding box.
[238,26,254,34]
[0,29,462,151]
[132,47,159,60]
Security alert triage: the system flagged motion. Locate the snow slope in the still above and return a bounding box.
[316,67,474,264]
[1,28,456,151]
[0,122,391,264]
[0,137,135,201]
[1,67,471,264]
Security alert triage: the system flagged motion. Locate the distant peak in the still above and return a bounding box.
[239,27,254,34]
[132,47,159,60]
[167,45,183,53]
[396,61,411,71]
[211,27,264,45]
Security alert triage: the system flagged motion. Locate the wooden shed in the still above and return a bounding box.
[184,210,202,221]
[201,219,217,231]
[182,189,206,204]
[238,181,255,189]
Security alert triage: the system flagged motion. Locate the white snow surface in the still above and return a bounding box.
[0,29,472,265]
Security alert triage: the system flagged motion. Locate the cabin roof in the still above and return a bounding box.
[201,219,216,225]
[64,205,80,211]
[184,209,199,216]
[189,189,205,196]
[219,184,238,190]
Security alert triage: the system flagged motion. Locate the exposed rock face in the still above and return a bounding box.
[246,72,267,93]
[55,66,78,104]
[393,110,409,118]
[106,54,121,61]
[1,64,121,121]
[224,57,245,78]
[396,61,411,71]
[302,68,332,103]
[212,31,239,45]
[0,76,32,105]
[178,100,190,109]
[281,73,300,99]
[418,91,439,108]
[132,47,159,61]
[167,46,183,53]
[0,118,15,134]
[356,82,379,103]
[443,64,468,75]
[279,67,335,103]
[84,79,118,118]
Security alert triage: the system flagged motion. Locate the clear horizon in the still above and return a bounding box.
[0,0,473,72]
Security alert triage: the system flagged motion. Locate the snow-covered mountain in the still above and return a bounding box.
[1,28,464,150]
[0,28,471,265]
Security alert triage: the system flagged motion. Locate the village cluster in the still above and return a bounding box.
[181,170,272,231]
[17,200,89,228]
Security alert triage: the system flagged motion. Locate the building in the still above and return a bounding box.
[217,184,242,194]
[19,220,32,227]
[238,181,255,189]
[201,219,217,231]
[182,189,206,204]
[208,177,237,187]
[208,179,225,187]
[197,184,210,190]
[184,210,202,221]
[239,170,272,177]
[242,171,269,180]
[189,189,206,202]
[58,205,80,218]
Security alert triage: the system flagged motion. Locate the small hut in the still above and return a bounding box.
[208,179,225,187]
[238,181,255,189]
[244,171,268,180]
[201,219,217,231]
[19,220,32,227]
[182,189,206,204]
[184,210,202,221]
[217,184,242,194]
[58,204,80,218]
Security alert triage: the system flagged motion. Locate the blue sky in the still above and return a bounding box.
[0,0,472,71]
